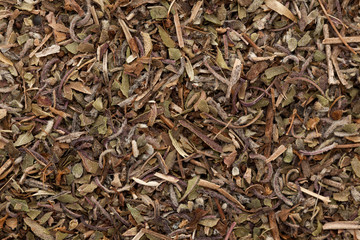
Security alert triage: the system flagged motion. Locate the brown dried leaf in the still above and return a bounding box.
[68,82,92,94]
[178,119,223,152]
[224,151,237,168]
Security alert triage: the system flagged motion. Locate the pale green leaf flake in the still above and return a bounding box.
[65,42,79,54]
[264,66,287,79]
[287,37,297,52]
[14,132,34,147]
[158,26,176,48]
[24,217,54,240]
[180,175,200,202]
[199,218,220,227]
[150,6,167,19]
[298,32,312,47]
[204,14,221,25]
[168,48,182,60]
[351,157,360,178]
[92,97,103,111]
[72,163,84,179]
[120,72,129,98]
[169,130,188,157]
[216,47,230,70]
[185,57,194,81]
[77,181,98,195]
[127,204,144,224]
[11,198,29,212]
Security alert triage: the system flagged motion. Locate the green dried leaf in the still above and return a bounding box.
[169,130,189,157]
[247,198,261,209]
[282,86,296,107]
[197,99,209,113]
[79,113,94,127]
[150,6,168,19]
[72,163,83,179]
[111,76,121,91]
[217,4,227,22]
[298,32,312,47]
[65,42,79,54]
[168,48,182,60]
[316,94,329,107]
[92,97,103,111]
[238,6,247,19]
[55,232,68,240]
[127,204,144,224]
[77,181,98,195]
[17,34,29,45]
[234,226,251,238]
[27,209,42,220]
[264,66,287,79]
[287,37,297,52]
[247,0,264,12]
[204,14,221,25]
[314,50,326,62]
[198,218,220,227]
[57,194,79,203]
[352,54,360,63]
[312,220,322,237]
[38,212,53,225]
[274,20,288,29]
[158,26,176,48]
[283,145,293,163]
[120,72,129,98]
[343,124,360,133]
[180,175,200,202]
[24,217,54,240]
[14,132,34,147]
[91,116,108,135]
[351,157,360,178]
[10,198,29,212]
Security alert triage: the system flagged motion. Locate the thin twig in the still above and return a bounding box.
[318,0,356,54]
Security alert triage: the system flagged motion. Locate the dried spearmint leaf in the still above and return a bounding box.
[24,217,54,240]
[2,0,360,239]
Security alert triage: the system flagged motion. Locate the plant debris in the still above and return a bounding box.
[1,0,360,239]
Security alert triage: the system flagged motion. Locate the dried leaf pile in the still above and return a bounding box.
[1,0,360,239]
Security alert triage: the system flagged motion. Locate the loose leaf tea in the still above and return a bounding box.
[1,0,360,239]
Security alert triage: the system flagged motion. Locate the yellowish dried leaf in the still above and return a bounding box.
[216,47,229,70]
[0,52,13,66]
[185,57,194,81]
[141,31,153,56]
[346,136,360,143]
[0,109,7,120]
[265,0,297,23]
[169,130,188,157]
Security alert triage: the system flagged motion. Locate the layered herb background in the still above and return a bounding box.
[1,0,360,239]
